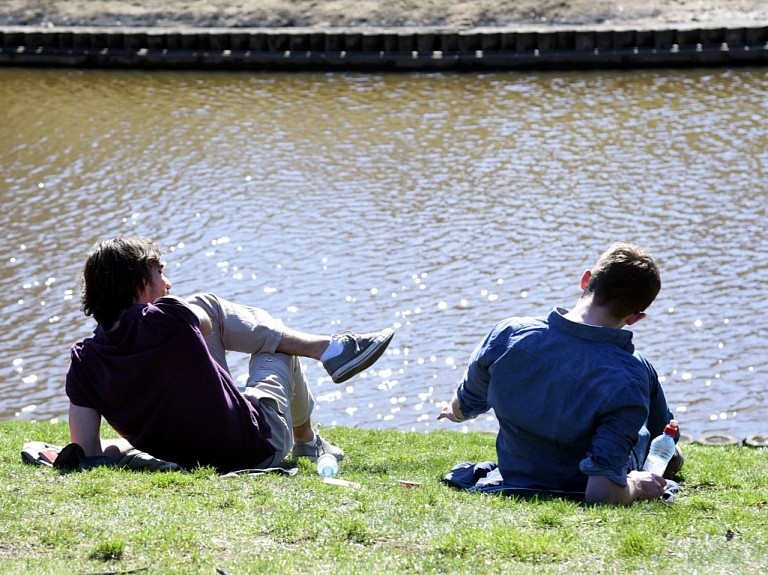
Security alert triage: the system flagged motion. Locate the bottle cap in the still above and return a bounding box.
[664,420,679,435]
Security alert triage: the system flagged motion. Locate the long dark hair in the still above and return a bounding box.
[80,236,163,327]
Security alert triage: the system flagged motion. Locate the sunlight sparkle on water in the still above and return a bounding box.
[317,390,342,402]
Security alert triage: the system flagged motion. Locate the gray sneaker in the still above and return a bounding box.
[323,328,394,383]
[291,434,344,462]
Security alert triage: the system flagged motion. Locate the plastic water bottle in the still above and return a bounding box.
[643,420,679,475]
[317,453,339,477]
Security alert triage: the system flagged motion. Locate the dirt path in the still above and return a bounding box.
[2,0,768,29]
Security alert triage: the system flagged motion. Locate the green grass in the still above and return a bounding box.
[1,420,767,574]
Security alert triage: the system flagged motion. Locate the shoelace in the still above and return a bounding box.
[338,331,361,352]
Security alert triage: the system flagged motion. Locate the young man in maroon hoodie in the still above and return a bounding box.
[66,235,393,471]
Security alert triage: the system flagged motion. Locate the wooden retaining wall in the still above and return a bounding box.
[1,24,767,71]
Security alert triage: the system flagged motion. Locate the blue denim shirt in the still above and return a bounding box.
[456,308,673,490]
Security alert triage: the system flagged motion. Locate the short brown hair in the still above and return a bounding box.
[583,242,661,319]
[80,236,163,327]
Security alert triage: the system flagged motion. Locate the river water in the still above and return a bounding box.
[1,66,766,440]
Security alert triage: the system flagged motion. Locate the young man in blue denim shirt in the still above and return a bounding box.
[438,242,681,504]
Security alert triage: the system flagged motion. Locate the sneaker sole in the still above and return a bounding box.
[331,328,394,383]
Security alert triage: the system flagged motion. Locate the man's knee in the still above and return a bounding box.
[247,353,297,394]
[186,293,220,316]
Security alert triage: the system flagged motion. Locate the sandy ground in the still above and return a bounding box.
[1,0,768,29]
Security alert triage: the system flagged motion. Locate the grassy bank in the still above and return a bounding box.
[1,420,767,574]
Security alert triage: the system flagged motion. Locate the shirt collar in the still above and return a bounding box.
[549,307,635,354]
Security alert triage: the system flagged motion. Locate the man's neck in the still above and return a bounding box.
[563,299,625,329]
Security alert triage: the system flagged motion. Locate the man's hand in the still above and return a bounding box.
[436,391,466,423]
[585,471,666,505]
[627,470,667,501]
[436,404,462,422]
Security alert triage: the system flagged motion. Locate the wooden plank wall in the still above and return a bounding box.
[1,25,767,70]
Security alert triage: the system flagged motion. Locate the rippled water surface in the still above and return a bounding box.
[1,67,766,439]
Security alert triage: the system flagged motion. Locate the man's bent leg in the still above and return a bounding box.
[242,353,313,466]
[187,293,284,370]
[288,359,345,461]
[188,293,394,385]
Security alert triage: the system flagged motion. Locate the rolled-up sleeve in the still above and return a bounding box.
[455,332,497,420]
[579,393,649,487]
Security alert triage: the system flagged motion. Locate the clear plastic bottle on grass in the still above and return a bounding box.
[317,453,339,477]
[643,420,679,475]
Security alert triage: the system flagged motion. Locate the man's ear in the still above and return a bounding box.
[579,269,592,291]
[624,312,646,326]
